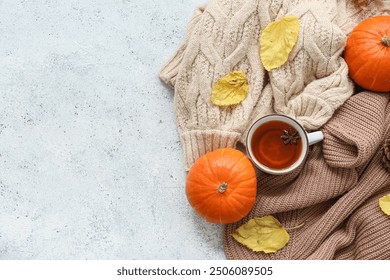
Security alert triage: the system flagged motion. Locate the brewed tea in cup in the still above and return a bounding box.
[246,114,323,175]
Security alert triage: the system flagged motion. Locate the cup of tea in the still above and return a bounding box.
[246,114,324,175]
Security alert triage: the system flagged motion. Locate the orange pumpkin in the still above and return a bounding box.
[186,148,257,224]
[344,16,390,92]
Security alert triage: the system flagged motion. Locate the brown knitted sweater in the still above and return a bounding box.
[224,91,390,260]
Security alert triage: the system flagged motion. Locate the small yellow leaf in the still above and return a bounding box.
[379,194,390,216]
[260,16,300,71]
[231,215,290,253]
[211,71,249,106]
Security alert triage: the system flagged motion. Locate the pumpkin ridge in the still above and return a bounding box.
[203,154,226,188]
[351,59,373,80]
[185,189,214,202]
[186,176,221,191]
[353,29,382,39]
[204,152,221,183]
[188,180,234,198]
[206,194,227,223]
[187,180,221,202]
[217,195,224,224]
[223,181,257,200]
[369,56,383,89]
[367,43,387,88]
[189,192,216,208]
[220,187,251,221]
[218,202,243,224]
[220,148,226,158]
[225,192,249,212]
[222,156,252,183]
[349,36,382,51]
[223,197,248,220]
[228,174,257,186]
[192,193,218,218]
[350,35,387,53]
[229,185,256,196]
[228,191,256,206]
[186,178,216,196]
[224,156,251,182]
[230,153,247,168]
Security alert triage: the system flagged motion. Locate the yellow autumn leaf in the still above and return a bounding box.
[260,16,300,71]
[231,215,290,253]
[211,71,249,106]
[379,194,390,216]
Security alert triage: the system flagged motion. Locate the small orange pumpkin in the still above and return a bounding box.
[344,16,390,92]
[186,148,257,224]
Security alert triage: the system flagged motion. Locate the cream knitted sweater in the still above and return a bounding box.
[160,0,390,170]
[224,91,390,259]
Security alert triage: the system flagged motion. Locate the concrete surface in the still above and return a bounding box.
[0,0,226,259]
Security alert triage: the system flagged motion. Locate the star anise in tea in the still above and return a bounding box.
[280,127,300,145]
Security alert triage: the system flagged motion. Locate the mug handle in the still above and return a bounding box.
[307,131,324,146]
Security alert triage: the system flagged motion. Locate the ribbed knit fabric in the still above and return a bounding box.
[160,0,390,170]
[382,137,390,171]
[224,92,390,260]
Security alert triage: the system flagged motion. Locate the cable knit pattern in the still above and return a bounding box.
[160,0,390,170]
[336,0,390,35]
[224,92,390,260]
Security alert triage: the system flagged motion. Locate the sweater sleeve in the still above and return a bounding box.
[159,5,206,88]
[322,92,390,169]
[270,9,354,130]
[160,0,271,170]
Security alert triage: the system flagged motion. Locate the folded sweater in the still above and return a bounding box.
[224,91,390,259]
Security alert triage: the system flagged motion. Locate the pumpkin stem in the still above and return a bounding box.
[382,36,390,47]
[218,182,228,193]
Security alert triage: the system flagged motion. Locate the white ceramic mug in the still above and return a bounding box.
[246,114,324,175]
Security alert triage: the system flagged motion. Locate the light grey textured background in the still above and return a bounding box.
[0,0,226,259]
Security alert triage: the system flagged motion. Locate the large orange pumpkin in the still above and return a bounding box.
[344,16,390,92]
[186,148,257,224]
